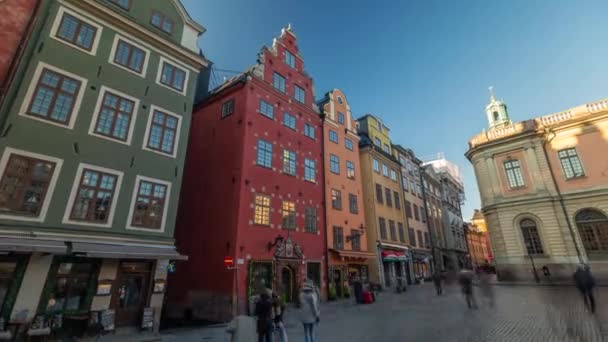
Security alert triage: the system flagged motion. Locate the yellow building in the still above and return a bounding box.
[358,115,408,288]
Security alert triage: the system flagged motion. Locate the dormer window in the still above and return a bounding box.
[285,51,296,68]
[493,111,499,121]
[151,11,173,34]
[109,0,130,10]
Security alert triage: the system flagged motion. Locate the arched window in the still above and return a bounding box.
[520,219,544,255]
[493,111,499,121]
[575,209,608,253]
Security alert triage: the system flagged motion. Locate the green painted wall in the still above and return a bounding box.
[0,0,202,242]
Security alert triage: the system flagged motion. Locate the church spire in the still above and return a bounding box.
[485,86,511,129]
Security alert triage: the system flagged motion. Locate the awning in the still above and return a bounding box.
[0,237,67,254]
[71,242,187,260]
[382,250,407,262]
[335,250,376,261]
[378,242,409,250]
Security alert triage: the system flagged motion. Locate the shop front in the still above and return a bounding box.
[379,250,407,289]
[328,250,374,300]
[412,251,433,281]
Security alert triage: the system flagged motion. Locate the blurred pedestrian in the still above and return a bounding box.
[353,276,363,304]
[272,292,288,342]
[478,270,495,309]
[458,268,477,309]
[432,271,444,295]
[574,264,596,313]
[254,292,273,342]
[299,280,320,342]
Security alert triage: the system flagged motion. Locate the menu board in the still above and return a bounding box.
[100,310,115,331]
[141,308,154,329]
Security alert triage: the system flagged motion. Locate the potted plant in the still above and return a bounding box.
[343,285,351,298]
[328,282,337,301]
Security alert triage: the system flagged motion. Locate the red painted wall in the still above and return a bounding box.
[168,28,326,321]
[0,0,39,90]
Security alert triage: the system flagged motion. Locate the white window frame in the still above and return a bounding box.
[108,34,150,78]
[18,62,88,130]
[50,6,104,56]
[126,175,172,233]
[142,105,182,158]
[88,85,140,145]
[155,56,190,96]
[0,148,63,222]
[62,163,123,228]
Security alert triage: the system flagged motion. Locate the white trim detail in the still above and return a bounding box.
[19,62,88,130]
[108,34,151,78]
[155,56,190,96]
[62,163,124,228]
[50,6,104,56]
[0,148,63,223]
[125,175,172,233]
[141,105,182,159]
[87,85,140,146]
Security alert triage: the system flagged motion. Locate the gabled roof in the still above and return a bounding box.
[173,0,206,34]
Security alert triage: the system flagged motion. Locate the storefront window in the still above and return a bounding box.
[44,261,97,314]
[0,262,17,317]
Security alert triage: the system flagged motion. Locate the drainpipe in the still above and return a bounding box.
[320,114,330,301]
[541,129,583,264]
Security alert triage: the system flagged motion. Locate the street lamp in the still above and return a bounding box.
[525,241,540,283]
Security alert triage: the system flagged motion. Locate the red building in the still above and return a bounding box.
[167,25,326,322]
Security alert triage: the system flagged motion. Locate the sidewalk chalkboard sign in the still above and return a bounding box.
[101,310,115,331]
[141,308,154,329]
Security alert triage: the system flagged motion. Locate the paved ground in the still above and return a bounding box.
[161,283,608,342]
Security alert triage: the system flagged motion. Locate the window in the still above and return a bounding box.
[304,159,316,182]
[375,183,383,204]
[393,191,401,210]
[304,123,315,139]
[285,50,296,68]
[402,177,409,191]
[130,179,167,230]
[330,154,340,174]
[373,159,380,172]
[331,189,342,210]
[390,169,397,181]
[253,194,270,225]
[520,218,544,255]
[504,159,525,189]
[160,62,186,92]
[56,13,97,51]
[93,91,135,141]
[348,194,358,214]
[351,231,361,251]
[377,120,382,131]
[259,100,274,119]
[337,112,345,124]
[405,200,412,218]
[409,228,416,247]
[417,231,423,248]
[28,68,81,125]
[221,99,234,118]
[0,153,57,218]
[283,112,296,129]
[575,209,608,252]
[69,168,118,223]
[109,0,130,10]
[383,144,390,153]
[413,204,420,221]
[398,223,405,243]
[389,220,396,241]
[345,138,353,151]
[374,137,381,147]
[333,226,344,250]
[146,109,179,155]
[382,164,388,177]
[421,209,426,223]
[114,39,145,73]
[273,72,286,93]
[329,130,339,143]
[282,201,296,229]
[559,148,585,179]
[256,140,273,168]
[294,85,305,103]
[385,188,392,207]
[379,217,387,240]
[150,11,173,34]
[424,232,430,248]
[45,261,98,313]
[304,207,317,233]
[283,150,296,175]
[346,161,355,179]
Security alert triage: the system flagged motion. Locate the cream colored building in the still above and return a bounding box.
[466,89,608,281]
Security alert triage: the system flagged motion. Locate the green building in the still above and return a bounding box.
[0,0,208,336]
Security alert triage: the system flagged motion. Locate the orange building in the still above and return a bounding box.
[318,89,374,300]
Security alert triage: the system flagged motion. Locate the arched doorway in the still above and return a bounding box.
[281,266,295,303]
[575,209,608,258]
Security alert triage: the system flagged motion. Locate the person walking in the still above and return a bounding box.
[254,292,273,342]
[432,271,444,296]
[478,270,495,309]
[458,268,477,309]
[272,292,288,342]
[574,263,596,313]
[299,280,320,342]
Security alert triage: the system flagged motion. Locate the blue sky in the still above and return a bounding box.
[182,0,608,219]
